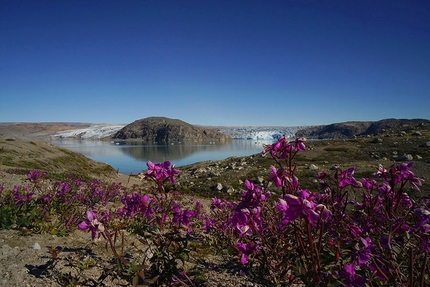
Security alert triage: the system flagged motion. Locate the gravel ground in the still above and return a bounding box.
[0,228,273,287]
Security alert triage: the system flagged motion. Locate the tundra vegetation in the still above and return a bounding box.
[0,127,429,286]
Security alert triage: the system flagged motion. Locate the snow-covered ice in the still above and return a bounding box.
[52,124,306,140]
[52,124,125,139]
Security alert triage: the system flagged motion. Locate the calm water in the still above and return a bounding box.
[51,139,274,174]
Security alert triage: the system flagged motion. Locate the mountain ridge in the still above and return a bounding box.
[295,118,430,139]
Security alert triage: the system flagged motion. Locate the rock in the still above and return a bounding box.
[412,131,422,136]
[193,168,207,175]
[397,154,413,161]
[28,266,44,277]
[209,171,221,177]
[30,243,41,250]
[372,138,383,143]
[422,141,430,147]
[257,176,264,184]
[214,183,223,191]
[225,186,235,195]
[416,155,423,160]
[307,164,319,170]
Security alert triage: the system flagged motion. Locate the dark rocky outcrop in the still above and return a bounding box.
[295,118,430,139]
[295,121,372,139]
[111,117,232,143]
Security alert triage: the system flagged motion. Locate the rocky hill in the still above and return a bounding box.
[295,118,430,139]
[111,117,232,143]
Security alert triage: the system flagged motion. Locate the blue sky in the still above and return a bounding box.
[1,0,429,126]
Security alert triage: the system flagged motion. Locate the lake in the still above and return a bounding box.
[51,139,275,174]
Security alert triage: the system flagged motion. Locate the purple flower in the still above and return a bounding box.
[119,193,154,220]
[144,160,180,184]
[356,237,372,266]
[232,209,253,237]
[414,207,430,224]
[26,170,47,183]
[397,163,423,190]
[202,216,216,233]
[241,180,270,204]
[78,210,105,240]
[237,242,258,264]
[315,171,327,180]
[346,223,363,238]
[269,166,282,187]
[341,262,366,287]
[361,178,376,189]
[145,160,169,181]
[276,190,321,226]
[374,164,388,181]
[293,137,306,151]
[172,202,195,227]
[262,136,293,159]
[11,186,32,205]
[400,193,413,208]
[338,167,359,188]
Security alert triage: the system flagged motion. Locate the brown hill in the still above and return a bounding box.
[0,122,91,140]
[111,117,232,143]
[296,118,430,139]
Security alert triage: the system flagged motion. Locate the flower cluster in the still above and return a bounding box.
[206,136,429,286]
[276,189,331,227]
[144,160,180,184]
[78,210,105,240]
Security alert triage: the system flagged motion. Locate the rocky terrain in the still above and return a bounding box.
[0,122,92,140]
[174,125,430,200]
[111,117,232,143]
[295,118,430,139]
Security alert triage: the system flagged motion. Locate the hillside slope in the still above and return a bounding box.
[296,118,430,139]
[111,117,232,143]
[0,137,142,187]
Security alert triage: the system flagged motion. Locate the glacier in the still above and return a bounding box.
[52,124,125,139]
[218,126,305,140]
[51,124,306,140]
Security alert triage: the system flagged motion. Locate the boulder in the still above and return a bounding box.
[307,164,319,170]
[397,154,413,161]
[214,183,223,191]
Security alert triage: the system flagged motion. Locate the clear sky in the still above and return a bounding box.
[1,0,429,126]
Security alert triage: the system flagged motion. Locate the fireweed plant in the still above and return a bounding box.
[1,138,429,286]
[78,160,203,287]
[204,136,429,286]
[0,163,202,286]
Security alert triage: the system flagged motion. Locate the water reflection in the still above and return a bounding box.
[51,139,273,174]
[121,144,220,162]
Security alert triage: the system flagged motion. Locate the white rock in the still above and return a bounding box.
[30,242,41,250]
